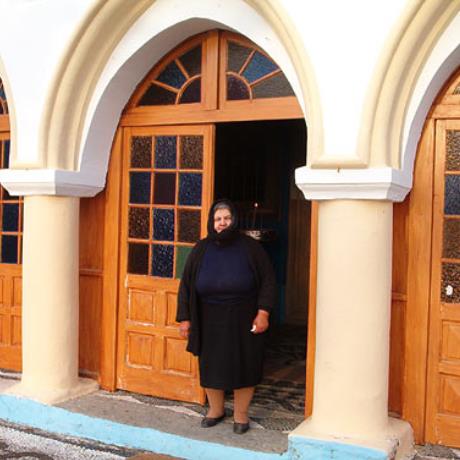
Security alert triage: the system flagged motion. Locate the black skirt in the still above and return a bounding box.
[199,300,266,390]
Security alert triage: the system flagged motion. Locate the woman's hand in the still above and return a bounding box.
[251,310,269,334]
[179,320,191,339]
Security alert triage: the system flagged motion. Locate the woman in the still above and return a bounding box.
[176,199,276,434]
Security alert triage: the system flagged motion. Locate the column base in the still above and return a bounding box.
[3,377,99,405]
[288,417,414,460]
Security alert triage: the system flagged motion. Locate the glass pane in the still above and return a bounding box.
[179,173,202,206]
[129,172,151,204]
[252,73,295,99]
[443,219,460,259]
[178,209,201,243]
[153,208,174,241]
[441,263,460,303]
[179,78,201,104]
[156,61,186,89]
[446,130,460,171]
[179,45,201,77]
[2,185,13,201]
[1,235,17,264]
[227,41,252,73]
[152,244,174,278]
[2,203,19,231]
[153,172,176,205]
[130,136,152,168]
[175,245,193,279]
[155,136,177,169]
[129,207,149,239]
[180,136,203,169]
[227,75,250,101]
[444,175,460,215]
[138,84,176,106]
[3,140,10,168]
[242,51,278,83]
[128,243,149,275]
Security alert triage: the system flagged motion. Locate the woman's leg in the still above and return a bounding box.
[233,386,255,423]
[205,388,225,417]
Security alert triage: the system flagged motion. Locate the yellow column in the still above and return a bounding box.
[291,200,413,456]
[7,196,97,404]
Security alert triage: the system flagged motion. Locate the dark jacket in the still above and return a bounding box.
[176,233,276,356]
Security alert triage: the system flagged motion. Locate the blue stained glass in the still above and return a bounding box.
[1,235,17,264]
[242,51,278,83]
[0,84,5,100]
[155,136,177,169]
[152,244,174,278]
[179,173,202,206]
[153,208,174,241]
[2,203,18,231]
[444,175,460,215]
[129,172,151,204]
[156,61,186,89]
[3,140,10,168]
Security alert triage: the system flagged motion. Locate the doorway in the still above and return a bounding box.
[214,119,309,422]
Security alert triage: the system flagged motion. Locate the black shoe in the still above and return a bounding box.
[200,414,225,428]
[233,422,250,434]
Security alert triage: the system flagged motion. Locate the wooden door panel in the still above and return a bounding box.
[117,125,213,404]
[426,119,460,446]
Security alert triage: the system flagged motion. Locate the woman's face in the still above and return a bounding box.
[213,208,233,233]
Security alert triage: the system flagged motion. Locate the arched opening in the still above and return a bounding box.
[82,30,311,426]
[0,77,22,372]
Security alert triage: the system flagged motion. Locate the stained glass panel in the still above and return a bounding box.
[155,136,177,169]
[0,79,7,114]
[446,130,460,171]
[178,209,201,243]
[1,235,17,264]
[131,136,152,168]
[129,172,151,204]
[179,78,201,104]
[156,61,186,89]
[252,73,295,99]
[3,140,9,168]
[175,246,193,279]
[129,207,149,239]
[444,175,460,215]
[153,208,174,241]
[227,41,252,73]
[138,84,176,106]
[179,173,202,206]
[128,243,149,275]
[441,263,460,303]
[2,203,18,232]
[443,219,460,259]
[180,136,203,169]
[179,45,201,77]
[152,244,174,278]
[153,173,176,205]
[227,75,250,100]
[242,51,278,83]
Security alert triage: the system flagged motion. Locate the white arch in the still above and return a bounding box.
[78,0,308,190]
[401,11,460,187]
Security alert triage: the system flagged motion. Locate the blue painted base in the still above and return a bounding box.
[0,395,389,460]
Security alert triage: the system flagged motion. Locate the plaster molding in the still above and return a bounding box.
[361,0,460,169]
[295,166,411,202]
[39,0,321,176]
[0,169,104,197]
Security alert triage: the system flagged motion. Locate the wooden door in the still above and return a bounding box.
[425,119,460,447]
[0,134,22,371]
[116,125,214,403]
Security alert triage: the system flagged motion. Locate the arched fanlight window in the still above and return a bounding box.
[0,77,22,265]
[0,78,8,115]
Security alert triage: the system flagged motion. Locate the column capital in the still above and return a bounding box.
[0,168,104,197]
[295,166,411,202]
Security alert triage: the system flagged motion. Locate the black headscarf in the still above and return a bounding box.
[206,199,239,245]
